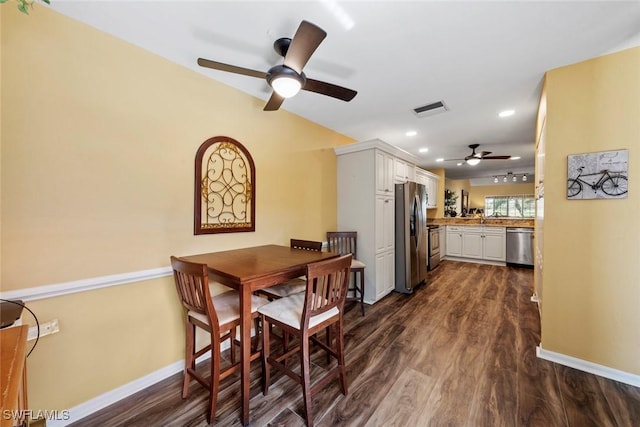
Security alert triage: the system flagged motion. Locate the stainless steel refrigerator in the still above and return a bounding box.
[395,182,428,293]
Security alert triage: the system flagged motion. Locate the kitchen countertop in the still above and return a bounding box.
[427,218,534,228]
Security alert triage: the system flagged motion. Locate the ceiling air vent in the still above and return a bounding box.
[413,100,449,118]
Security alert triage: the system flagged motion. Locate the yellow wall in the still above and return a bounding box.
[1,6,353,414]
[469,183,535,209]
[444,178,470,215]
[542,46,640,374]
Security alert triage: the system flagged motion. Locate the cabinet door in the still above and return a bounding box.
[376,151,394,195]
[426,177,437,208]
[462,232,483,259]
[415,170,428,186]
[446,231,462,256]
[483,233,506,261]
[394,159,415,183]
[375,195,394,253]
[375,250,395,299]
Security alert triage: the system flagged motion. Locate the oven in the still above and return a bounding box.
[428,225,441,270]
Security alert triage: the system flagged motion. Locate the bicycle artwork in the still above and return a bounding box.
[567,149,628,199]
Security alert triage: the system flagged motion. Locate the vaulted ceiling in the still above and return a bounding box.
[51,1,640,180]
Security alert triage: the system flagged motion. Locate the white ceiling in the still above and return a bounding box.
[50,1,640,180]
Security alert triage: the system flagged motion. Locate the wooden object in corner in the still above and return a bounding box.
[1,325,29,427]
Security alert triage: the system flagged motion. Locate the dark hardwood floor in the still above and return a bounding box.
[69,260,640,426]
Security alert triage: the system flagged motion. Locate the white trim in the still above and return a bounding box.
[47,351,216,427]
[536,345,640,388]
[441,256,506,267]
[334,139,419,164]
[0,267,173,302]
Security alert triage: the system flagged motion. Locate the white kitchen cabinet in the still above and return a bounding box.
[482,227,506,262]
[394,158,415,183]
[336,139,420,304]
[445,225,506,263]
[376,150,394,196]
[426,176,438,208]
[446,226,463,257]
[415,167,440,209]
[461,227,483,259]
[375,195,394,253]
[375,250,395,299]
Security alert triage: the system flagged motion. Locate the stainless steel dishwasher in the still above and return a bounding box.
[506,227,534,268]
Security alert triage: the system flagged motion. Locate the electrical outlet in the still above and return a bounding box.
[28,318,60,341]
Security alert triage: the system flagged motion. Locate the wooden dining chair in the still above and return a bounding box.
[257,239,323,300]
[259,254,352,427]
[170,256,266,423]
[326,231,366,316]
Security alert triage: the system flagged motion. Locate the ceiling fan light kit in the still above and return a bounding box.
[445,143,513,166]
[197,20,357,111]
[267,65,305,98]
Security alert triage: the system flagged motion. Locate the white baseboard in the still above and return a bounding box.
[47,351,215,427]
[536,345,640,388]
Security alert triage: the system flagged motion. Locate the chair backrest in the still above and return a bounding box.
[301,254,352,329]
[290,238,323,252]
[326,231,358,258]
[170,256,219,327]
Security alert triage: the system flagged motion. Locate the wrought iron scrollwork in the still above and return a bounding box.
[195,136,255,234]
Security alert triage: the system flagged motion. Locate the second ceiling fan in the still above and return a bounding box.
[445,144,512,165]
[198,20,357,111]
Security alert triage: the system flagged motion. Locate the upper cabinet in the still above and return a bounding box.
[375,150,394,196]
[415,167,440,209]
[394,158,415,183]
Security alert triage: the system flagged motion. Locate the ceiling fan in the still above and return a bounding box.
[197,20,357,111]
[445,144,512,165]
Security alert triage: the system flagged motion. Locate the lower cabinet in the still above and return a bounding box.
[446,226,506,262]
[375,250,395,299]
[483,228,506,261]
[446,227,463,257]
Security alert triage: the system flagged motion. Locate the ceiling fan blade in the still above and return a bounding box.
[482,155,512,160]
[303,79,357,101]
[478,151,492,157]
[197,58,267,79]
[264,92,285,111]
[283,21,327,74]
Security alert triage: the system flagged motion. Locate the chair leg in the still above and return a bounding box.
[182,321,195,398]
[253,317,261,352]
[325,325,332,365]
[283,330,290,368]
[336,319,348,395]
[359,269,365,316]
[262,315,271,395]
[230,326,237,364]
[300,332,314,427]
[208,334,221,424]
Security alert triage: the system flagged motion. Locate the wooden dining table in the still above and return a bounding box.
[182,244,338,426]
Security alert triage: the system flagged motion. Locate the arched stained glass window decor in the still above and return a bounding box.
[194,136,255,234]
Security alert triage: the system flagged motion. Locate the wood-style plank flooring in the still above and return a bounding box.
[69,260,640,426]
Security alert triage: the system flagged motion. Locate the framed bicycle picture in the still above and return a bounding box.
[567,149,628,200]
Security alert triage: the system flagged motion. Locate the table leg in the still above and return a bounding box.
[240,286,251,426]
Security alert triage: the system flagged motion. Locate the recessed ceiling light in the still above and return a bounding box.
[457,162,463,166]
[499,110,515,118]
[510,156,521,160]
[418,147,429,153]
[405,130,417,137]
[435,158,444,162]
